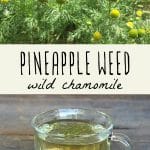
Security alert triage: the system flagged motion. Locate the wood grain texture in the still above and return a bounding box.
[0,95,150,150]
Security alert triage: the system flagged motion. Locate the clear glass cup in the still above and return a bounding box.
[32,108,131,150]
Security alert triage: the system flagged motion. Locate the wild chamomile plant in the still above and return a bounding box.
[0,0,149,43]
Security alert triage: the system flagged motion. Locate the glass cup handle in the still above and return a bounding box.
[110,133,132,150]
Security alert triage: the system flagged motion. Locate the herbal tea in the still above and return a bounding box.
[35,120,110,150]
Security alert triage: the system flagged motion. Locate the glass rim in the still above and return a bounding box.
[31,107,113,139]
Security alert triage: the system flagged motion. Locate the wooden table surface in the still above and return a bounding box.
[0,95,150,150]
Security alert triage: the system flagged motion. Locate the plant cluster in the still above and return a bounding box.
[0,0,149,43]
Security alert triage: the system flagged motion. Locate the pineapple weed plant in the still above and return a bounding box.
[0,0,149,44]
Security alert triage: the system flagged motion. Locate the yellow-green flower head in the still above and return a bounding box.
[1,0,9,3]
[126,22,134,28]
[136,17,141,21]
[110,9,120,18]
[86,21,92,26]
[129,29,138,38]
[138,29,146,36]
[136,10,143,17]
[93,31,102,41]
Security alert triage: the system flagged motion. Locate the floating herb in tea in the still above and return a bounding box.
[35,120,110,150]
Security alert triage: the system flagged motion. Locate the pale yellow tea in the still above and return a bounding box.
[35,120,110,150]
